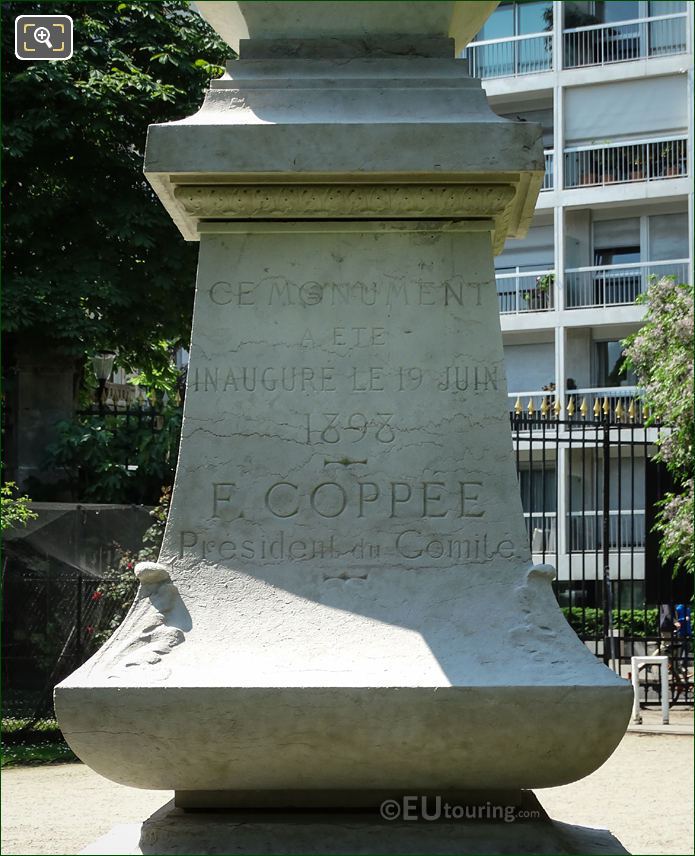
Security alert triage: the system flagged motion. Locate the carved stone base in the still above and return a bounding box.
[81,798,629,855]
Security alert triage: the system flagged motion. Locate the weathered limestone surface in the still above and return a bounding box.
[55,0,631,813]
[192,1,498,54]
[80,800,630,855]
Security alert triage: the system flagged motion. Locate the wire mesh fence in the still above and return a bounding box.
[2,504,149,756]
[2,573,138,742]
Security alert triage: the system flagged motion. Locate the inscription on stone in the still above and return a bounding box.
[170,233,522,572]
[189,364,499,394]
[208,276,483,308]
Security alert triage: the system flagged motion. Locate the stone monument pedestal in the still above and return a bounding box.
[81,796,629,855]
[56,3,632,852]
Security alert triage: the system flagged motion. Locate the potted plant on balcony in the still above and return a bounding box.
[578,149,602,186]
[630,154,646,181]
[523,273,554,310]
[661,141,683,177]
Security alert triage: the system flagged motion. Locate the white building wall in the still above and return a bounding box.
[474,0,693,586]
[504,342,556,392]
[565,328,593,389]
[564,75,688,143]
[497,222,555,270]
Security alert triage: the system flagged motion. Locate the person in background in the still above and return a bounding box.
[673,602,692,701]
[658,603,675,655]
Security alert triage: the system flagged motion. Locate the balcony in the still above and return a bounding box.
[565,259,689,309]
[563,13,688,69]
[542,150,554,190]
[466,12,686,80]
[496,269,555,314]
[564,136,687,190]
[465,31,552,79]
[508,387,647,422]
[569,387,644,421]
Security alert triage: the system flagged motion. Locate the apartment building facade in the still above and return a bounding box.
[466,0,693,612]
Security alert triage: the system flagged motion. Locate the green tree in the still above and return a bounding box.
[2,1,230,376]
[0,482,38,531]
[623,277,694,576]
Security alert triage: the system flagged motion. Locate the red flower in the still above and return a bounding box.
[91,591,103,601]
[126,561,134,570]
[85,625,94,635]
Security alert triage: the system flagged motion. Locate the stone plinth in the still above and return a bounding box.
[55,0,631,815]
[80,799,630,855]
[192,1,499,54]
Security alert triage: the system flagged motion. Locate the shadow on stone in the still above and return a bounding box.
[81,797,630,855]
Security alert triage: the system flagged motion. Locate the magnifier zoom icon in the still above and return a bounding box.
[34,26,53,49]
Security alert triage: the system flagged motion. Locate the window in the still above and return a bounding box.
[594,246,641,267]
[594,341,637,387]
[471,2,552,78]
[647,1,687,56]
[519,468,557,514]
[648,213,688,262]
[648,1,686,15]
[597,2,640,24]
[519,466,557,552]
[591,246,642,305]
[477,2,552,41]
[518,1,552,34]
[477,3,514,40]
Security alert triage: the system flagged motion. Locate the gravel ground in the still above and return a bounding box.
[2,731,693,856]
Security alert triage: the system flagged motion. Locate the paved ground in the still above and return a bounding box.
[2,728,693,855]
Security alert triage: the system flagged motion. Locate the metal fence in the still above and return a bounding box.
[542,151,554,191]
[563,13,688,69]
[496,269,555,314]
[512,407,692,705]
[564,259,690,309]
[2,573,138,740]
[564,136,688,189]
[2,504,150,743]
[74,404,166,471]
[465,31,552,79]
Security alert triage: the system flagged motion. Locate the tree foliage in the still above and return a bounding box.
[0,482,38,531]
[44,403,182,504]
[2,2,230,375]
[93,487,171,647]
[623,277,694,575]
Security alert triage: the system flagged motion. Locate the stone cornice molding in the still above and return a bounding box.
[173,183,517,252]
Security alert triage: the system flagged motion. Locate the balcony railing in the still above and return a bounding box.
[496,269,555,314]
[569,387,643,422]
[565,259,689,309]
[509,387,647,422]
[568,510,646,551]
[466,31,552,79]
[508,391,555,415]
[563,13,687,69]
[542,151,554,191]
[524,512,557,553]
[564,136,687,189]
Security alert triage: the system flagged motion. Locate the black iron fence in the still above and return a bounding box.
[2,504,149,744]
[42,405,182,505]
[511,407,692,705]
[2,573,137,740]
